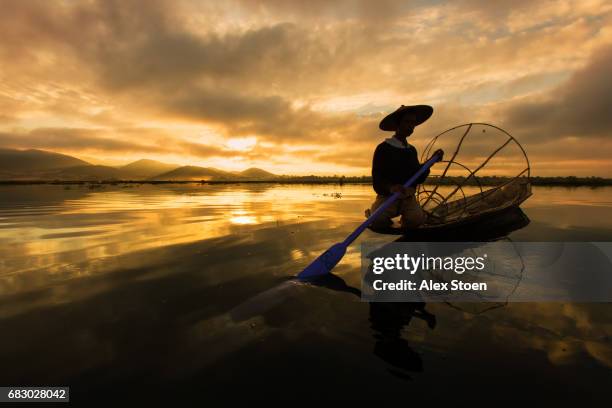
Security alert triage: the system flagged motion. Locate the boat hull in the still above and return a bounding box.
[368,205,530,242]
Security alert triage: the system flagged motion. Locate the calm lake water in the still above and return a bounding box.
[0,183,611,403]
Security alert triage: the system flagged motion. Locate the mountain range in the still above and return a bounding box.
[0,148,277,181]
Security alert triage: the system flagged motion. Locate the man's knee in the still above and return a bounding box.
[400,213,425,229]
[369,196,396,228]
[400,202,427,229]
[370,214,394,229]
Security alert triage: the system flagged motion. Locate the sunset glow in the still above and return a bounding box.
[1,0,611,176]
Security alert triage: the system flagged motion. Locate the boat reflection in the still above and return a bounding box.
[310,206,531,377]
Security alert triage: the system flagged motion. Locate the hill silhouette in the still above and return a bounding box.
[0,148,277,181]
[153,165,235,181]
[120,159,179,179]
[0,148,88,176]
[239,167,276,179]
[1,148,610,186]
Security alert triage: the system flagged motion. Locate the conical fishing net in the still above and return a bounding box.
[418,123,531,226]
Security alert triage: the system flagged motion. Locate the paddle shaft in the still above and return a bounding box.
[296,152,441,280]
[342,152,442,246]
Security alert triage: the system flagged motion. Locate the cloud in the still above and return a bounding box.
[231,0,420,24]
[0,0,611,174]
[0,127,234,159]
[0,1,385,143]
[0,128,158,153]
[502,44,612,141]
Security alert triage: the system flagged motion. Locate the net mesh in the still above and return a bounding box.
[418,123,531,226]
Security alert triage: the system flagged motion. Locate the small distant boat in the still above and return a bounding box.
[367,123,532,240]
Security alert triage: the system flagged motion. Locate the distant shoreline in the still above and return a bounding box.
[3,149,611,187]
[1,176,612,187]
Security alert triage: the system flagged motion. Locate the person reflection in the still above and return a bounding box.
[369,301,435,377]
[362,206,530,377]
[306,272,436,378]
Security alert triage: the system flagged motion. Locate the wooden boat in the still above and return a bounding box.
[368,179,531,240]
[367,123,532,241]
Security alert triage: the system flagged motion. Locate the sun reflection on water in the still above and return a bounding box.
[1,183,612,377]
[229,215,257,225]
[0,183,364,288]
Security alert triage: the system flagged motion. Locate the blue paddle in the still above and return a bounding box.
[297,152,443,279]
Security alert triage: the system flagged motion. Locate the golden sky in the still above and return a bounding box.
[1,0,611,176]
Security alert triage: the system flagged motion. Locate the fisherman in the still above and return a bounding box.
[369,105,443,230]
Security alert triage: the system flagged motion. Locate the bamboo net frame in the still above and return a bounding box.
[417,123,531,225]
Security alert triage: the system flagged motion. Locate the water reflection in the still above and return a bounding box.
[358,208,530,377]
[370,302,436,378]
[0,183,364,297]
[0,184,611,402]
[229,215,258,225]
[307,271,436,378]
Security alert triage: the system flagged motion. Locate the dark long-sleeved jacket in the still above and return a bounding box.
[371,140,429,196]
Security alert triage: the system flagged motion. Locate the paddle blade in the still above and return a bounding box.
[297,242,347,280]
